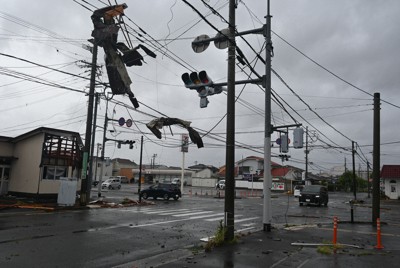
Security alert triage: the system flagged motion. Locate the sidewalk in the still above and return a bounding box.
[152,221,400,268]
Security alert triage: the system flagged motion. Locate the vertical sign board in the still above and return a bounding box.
[181,134,189,153]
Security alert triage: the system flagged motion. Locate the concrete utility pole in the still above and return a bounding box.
[372,92,380,226]
[138,135,143,202]
[352,141,357,200]
[262,0,273,232]
[98,95,109,197]
[224,0,236,241]
[367,161,371,198]
[80,42,98,206]
[305,126,309,182]
[88,92,100,200]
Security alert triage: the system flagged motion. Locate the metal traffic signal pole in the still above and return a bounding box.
[224,0,236,242]
[263,0,273,232]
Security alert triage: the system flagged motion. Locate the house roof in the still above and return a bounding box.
[271,167,289,177]
[113,158,137,165]
[381,165,400,179]
[11,127,83,145]
[188,164,219,172]
[235,156,281,167]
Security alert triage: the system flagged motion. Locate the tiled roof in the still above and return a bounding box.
[380,165,400,179]
[271,167,289,177]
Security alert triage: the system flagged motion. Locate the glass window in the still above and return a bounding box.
[42,166,67,180]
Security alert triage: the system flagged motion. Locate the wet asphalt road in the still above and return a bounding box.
[0,185,378,268]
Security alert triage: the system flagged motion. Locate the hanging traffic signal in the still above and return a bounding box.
[125,140,135,149]
[181,71,224,108]
[182,71,213,89]
[293,127,304,149]
[280,134,289,153]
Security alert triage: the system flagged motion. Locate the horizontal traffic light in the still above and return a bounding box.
[182,71,213,89]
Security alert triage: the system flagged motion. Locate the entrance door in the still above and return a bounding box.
[0,166,11,196]
[389,180,398,199]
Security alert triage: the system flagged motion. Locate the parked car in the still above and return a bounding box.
[110,176,129,183]
[299,185,328,206]
[171,178,187,186]
[101,178,121,190]
[171,178,181,185]
[140,183,181,200]
[293,185,304,197]
[215,179,226,189]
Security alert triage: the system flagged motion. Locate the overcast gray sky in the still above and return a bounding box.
[1,0,399,175]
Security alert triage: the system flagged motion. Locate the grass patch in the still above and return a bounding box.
[317,241,343,255]
[204,221,238,252]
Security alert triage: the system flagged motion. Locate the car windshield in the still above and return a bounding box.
[104,179,112,183]
[302,185,322,192]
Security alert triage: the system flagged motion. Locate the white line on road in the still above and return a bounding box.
[204,214,243,222]
[188,213,224,220]
[234,217,259,223]
[144,208,192,214]
[173,211,214,217]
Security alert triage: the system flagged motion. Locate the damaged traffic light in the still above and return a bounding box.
[181,71,223,108]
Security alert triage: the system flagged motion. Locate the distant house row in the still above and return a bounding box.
[1,127,399,200]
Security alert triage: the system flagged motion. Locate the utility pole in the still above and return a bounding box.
[305,126,309,183]
[352,141,357,200]
[367,161,371,198]
[372,92,380,226]
[88,92,100,200]
[138,136,143,202]
[224,0,236,241]
[80,42,98,206]
[98,95,109,197]
[262,0,273,232]
[94,143,101,184]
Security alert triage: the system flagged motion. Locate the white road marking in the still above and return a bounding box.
[204,214,243,222]
[173,211,214,217]
[234,217,259,223]
[144,208,191,214]
[188,213,224,220]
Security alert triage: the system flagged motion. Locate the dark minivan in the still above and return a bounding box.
[299,185,328,206]
[140,183,181,200]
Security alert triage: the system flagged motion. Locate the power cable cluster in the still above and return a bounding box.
[1,0,395,172]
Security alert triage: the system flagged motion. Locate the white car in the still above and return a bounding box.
[171,178,181,185]
[101,178,121,190]
[216,179,226,189]
[293,185,304,197]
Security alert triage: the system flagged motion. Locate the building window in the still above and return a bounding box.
[42,166,67,180]
[391,185,396,193]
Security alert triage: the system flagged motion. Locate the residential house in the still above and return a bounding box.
[217,156,303,192]
[381,165,400,200]
[188,164,219,187]
[111,158,137,181]
[0,127,83,198]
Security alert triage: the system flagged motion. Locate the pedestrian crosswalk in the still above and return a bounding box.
[124,207,260,224]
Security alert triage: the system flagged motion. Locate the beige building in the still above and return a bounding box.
[0,127,83,198]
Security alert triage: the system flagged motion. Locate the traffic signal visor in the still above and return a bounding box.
[182,71,213,89]
[182,73,193,88]
[198,71,212,85]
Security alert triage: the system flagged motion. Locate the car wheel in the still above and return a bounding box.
[142,193,148,200]
[299,202,303,206]
[118,185,121,189]
[173,195,179,200]
[108,185,112,190]
[324,201,328,207]
[163,194,170,200]
[318,200,322,207]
